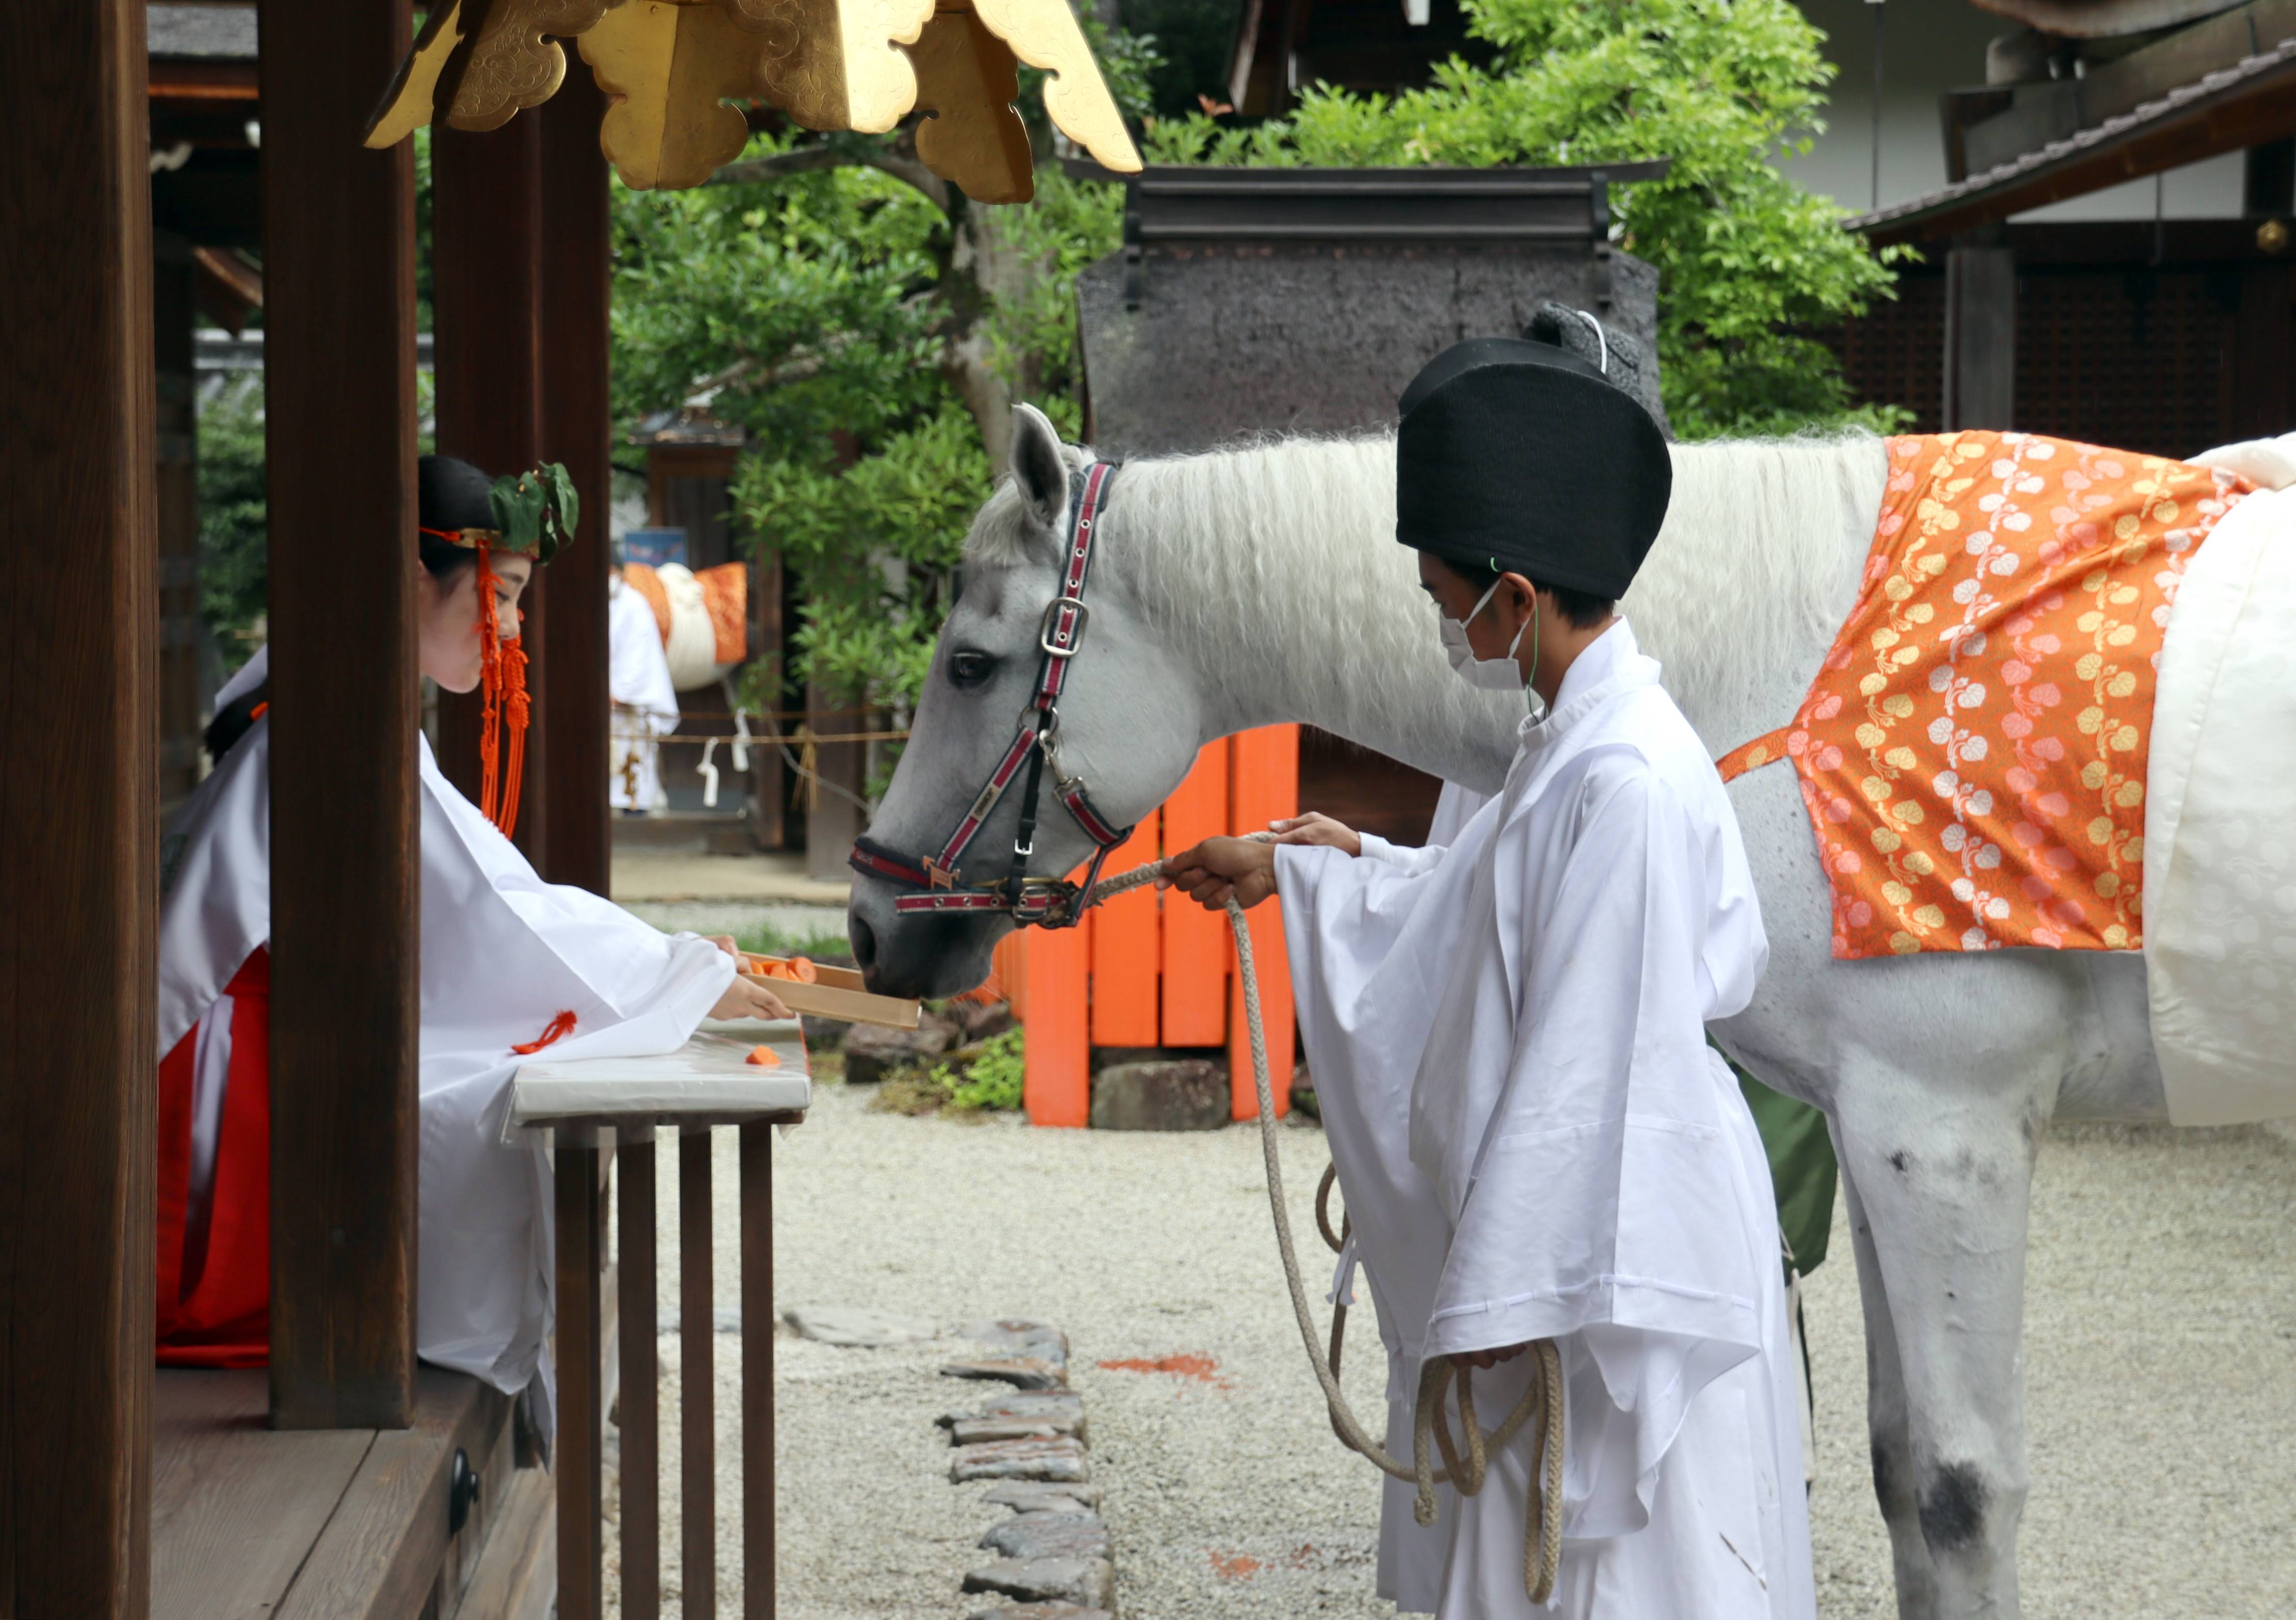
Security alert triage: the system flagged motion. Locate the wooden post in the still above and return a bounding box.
[1088,812,1160,1047]
[0,0,156,1606]
[804,680,866,881]
[260,0,422,1430]
[1942,227,2016,432]
[1228,726,1297,1119]
[537,62,614,895]
[1158,743,1231,1046]
[680,1131,718,1620]
[555,1129,606,1620]
[617,1132,662,1620]
[740,1125,776,1619]
[1022,921,1090,1127]
[431,115,546,858]
[2244,138,2296,218]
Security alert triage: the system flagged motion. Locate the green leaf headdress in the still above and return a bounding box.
[487,462,580,564]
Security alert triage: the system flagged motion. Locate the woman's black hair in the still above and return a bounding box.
[417,454,497,581]
[1440,554,1615,631]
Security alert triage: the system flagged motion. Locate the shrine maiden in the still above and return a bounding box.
[609,545,680,812]
[1170,337,1810,1619]
[155,455,786,1419]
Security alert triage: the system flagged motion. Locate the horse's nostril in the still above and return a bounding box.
[850,914,878,974]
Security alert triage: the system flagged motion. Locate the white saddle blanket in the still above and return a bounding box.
[2145,477,2296,1123]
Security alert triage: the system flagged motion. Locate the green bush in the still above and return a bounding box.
[936,1027,1026,1113]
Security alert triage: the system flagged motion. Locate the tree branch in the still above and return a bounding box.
[711,141,950,212]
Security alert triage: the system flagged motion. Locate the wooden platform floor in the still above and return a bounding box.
[153,1365,546,1620]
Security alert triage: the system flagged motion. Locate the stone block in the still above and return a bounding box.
[940,1356,1065,1390]
[950,1436,1089,1483]
[964,1604,1113,1620]
[954,998,1015,1041]
[1089,1059,1229,1131]
[780,1305,937,1347]
[980,1480,1103,1514]
[952,1416,1081,1445]
[964,1318,1069,1369]
[980,1512,1111,1562]
[938,1389,1085,1431]
[841,1014,957,1085]
[960,1556,1116,1610]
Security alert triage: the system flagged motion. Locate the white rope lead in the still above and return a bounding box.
[1091,839,1566,1602]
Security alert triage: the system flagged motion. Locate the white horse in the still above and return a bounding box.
[847,403,2241,1619]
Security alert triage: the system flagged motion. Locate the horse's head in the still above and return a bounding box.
[848,404,1212,997]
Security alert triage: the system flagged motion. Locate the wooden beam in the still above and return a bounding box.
[1943,234,2018,431]
[553,1131,605,1620]
[537,64,614,895]
[260,0,422,1430]
[0,0,157,1606]
[431,116,547,859]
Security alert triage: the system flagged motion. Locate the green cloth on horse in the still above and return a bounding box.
[1732,1060,1837,1276]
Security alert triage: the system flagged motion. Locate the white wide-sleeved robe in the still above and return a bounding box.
[1278,622,1810,1619]
[159,645,733,1415]
[609,570,681,811]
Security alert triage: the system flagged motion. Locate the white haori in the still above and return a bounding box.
[1282,621,1810,1619]
[156,688,733,1413]
[2142,477,2296,1124]
[609,571,680,811]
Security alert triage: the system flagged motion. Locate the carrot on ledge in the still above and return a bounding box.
[744,1045,781,1067]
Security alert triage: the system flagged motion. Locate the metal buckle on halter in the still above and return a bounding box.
[1037,596,1091,657]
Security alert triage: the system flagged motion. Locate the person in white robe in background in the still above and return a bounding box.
[1171,336,1811,1619]
[608,552,680,813]
[156,455,788,1419]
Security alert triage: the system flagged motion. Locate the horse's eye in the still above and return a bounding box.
[947,650,995,689]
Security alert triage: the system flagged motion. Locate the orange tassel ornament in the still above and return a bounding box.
[473,544,533,840]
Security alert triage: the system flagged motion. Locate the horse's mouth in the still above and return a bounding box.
[846,892,1005,1001]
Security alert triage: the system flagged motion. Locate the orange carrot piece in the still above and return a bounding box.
[745,1045,781,1067]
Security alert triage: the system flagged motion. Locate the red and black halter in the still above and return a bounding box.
[848,459,1134,929]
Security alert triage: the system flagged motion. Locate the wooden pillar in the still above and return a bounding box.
[0,0,157,1606]
[1942,227,2016,432]
[2243,138,2296,218]
[260,0,422,1429]
[536,65,614,894]
[432,115,547,861]
[804,681,867,881]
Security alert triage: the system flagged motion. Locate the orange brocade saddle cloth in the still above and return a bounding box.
[1718,432,2250,958]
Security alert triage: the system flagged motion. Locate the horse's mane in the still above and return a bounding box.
[965,428,1887,754]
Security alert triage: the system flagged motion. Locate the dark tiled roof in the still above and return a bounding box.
[1847,31,2296,240]
[149,3,257,63]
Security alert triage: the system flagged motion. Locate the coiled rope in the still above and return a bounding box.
[1086,838,1566,1601]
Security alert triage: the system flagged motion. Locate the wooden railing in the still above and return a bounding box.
[514,1023,810,1619]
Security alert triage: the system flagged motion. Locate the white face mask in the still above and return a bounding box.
[1438,576,1536,694]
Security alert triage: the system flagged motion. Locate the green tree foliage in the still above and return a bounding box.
[195,375,270,678]
[612,0,1904,721]
[1147,0,1907,438]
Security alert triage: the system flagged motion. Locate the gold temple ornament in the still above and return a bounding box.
[363,0,1142,200]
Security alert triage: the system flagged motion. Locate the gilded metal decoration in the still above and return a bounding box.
[363,0,1142,199]
[909,10,1032,206]
[583,0,757,190]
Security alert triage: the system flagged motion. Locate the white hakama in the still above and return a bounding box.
[1278,623,1811,1619]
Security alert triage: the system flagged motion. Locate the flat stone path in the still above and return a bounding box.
[605,1089,2296,1617]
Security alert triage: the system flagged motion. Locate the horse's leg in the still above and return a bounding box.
[1837,1155,1940,1618]
[1832,1060,2047,1620]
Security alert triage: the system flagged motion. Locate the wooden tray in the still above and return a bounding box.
[738,954,920,1029]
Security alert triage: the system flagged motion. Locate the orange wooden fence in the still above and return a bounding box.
[988,726,1298,1127]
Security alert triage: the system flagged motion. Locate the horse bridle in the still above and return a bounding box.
[847,459,1134,929]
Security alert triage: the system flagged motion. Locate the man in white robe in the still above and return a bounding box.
[1173,336,1811,1618]
[609,556,680,812]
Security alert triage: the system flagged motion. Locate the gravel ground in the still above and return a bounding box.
[605,1089,2296,1618]
[617,900,850,949]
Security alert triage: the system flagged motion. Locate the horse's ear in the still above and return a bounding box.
[1009,402,1069,531]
